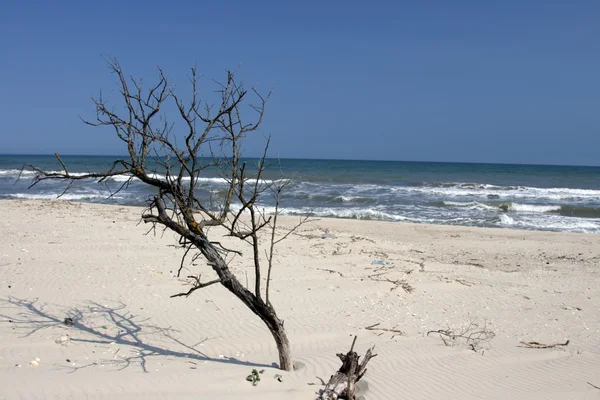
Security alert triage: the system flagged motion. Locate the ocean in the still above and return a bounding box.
[1,155,599,233]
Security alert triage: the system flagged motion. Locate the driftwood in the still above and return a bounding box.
[319,336,376,400]
[365,322,405,338]
[520,339,570,349]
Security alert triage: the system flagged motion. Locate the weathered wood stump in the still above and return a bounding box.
[319,336,377,400]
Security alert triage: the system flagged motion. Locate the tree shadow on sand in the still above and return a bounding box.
[1,297,273,372]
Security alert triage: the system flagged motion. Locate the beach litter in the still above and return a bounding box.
[371,259,393,265]
[321,233,336,239]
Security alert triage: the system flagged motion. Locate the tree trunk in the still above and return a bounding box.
[253,297,293,371]
[223,277,294,371]
[191,234,295,371]
[269,317,293,371]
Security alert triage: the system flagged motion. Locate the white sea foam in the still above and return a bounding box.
[1,168,285,186]
[36,170,91,177]
[444,201,563,214]
[442,201,497,210]
[334,196,364,203]
[109,175,138,183]
[497,214,600,233]
[109,174,210,183]
[109,174,286,186]
[7,192,123,201]
[248,205,408,222]
[308,208,408,221]
[0,169,28,176]
[508,203,561,213]
[257,203,600,233]
[269,206,480,226]
[0,169,104,178]
[0,169,78,177]
[398,184,600,202]
[498,214,515,225]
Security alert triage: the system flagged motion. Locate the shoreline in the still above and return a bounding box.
[1,199,599,399]
[1,197,597,238]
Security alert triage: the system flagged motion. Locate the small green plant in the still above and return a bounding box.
[246,369,264,386]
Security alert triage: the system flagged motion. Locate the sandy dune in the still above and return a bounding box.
[1,199,599,399]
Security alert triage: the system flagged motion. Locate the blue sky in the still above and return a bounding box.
[1,1,599,165]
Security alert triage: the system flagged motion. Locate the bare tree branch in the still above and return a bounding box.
[170,275,221,298]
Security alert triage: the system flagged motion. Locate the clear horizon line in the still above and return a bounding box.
[0,153,599,168]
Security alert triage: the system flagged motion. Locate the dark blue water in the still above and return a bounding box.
[1,155,600,233]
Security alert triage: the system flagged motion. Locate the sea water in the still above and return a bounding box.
[1,155,599,233]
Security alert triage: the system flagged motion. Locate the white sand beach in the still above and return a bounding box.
[1,199,599,399]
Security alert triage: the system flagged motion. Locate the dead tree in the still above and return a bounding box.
[319,336,377,400]
[25,57,307,371]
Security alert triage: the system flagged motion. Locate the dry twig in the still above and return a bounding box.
[588,382,600,390]
[427,319,495,353]
[519,340,570,349]
[365,322,405,338]
[317,268,344,277]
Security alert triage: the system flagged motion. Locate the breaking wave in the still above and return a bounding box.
[5,192,126,201]
[2,163,600,234]
[403,183,600,202]
[441,200,600,218]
